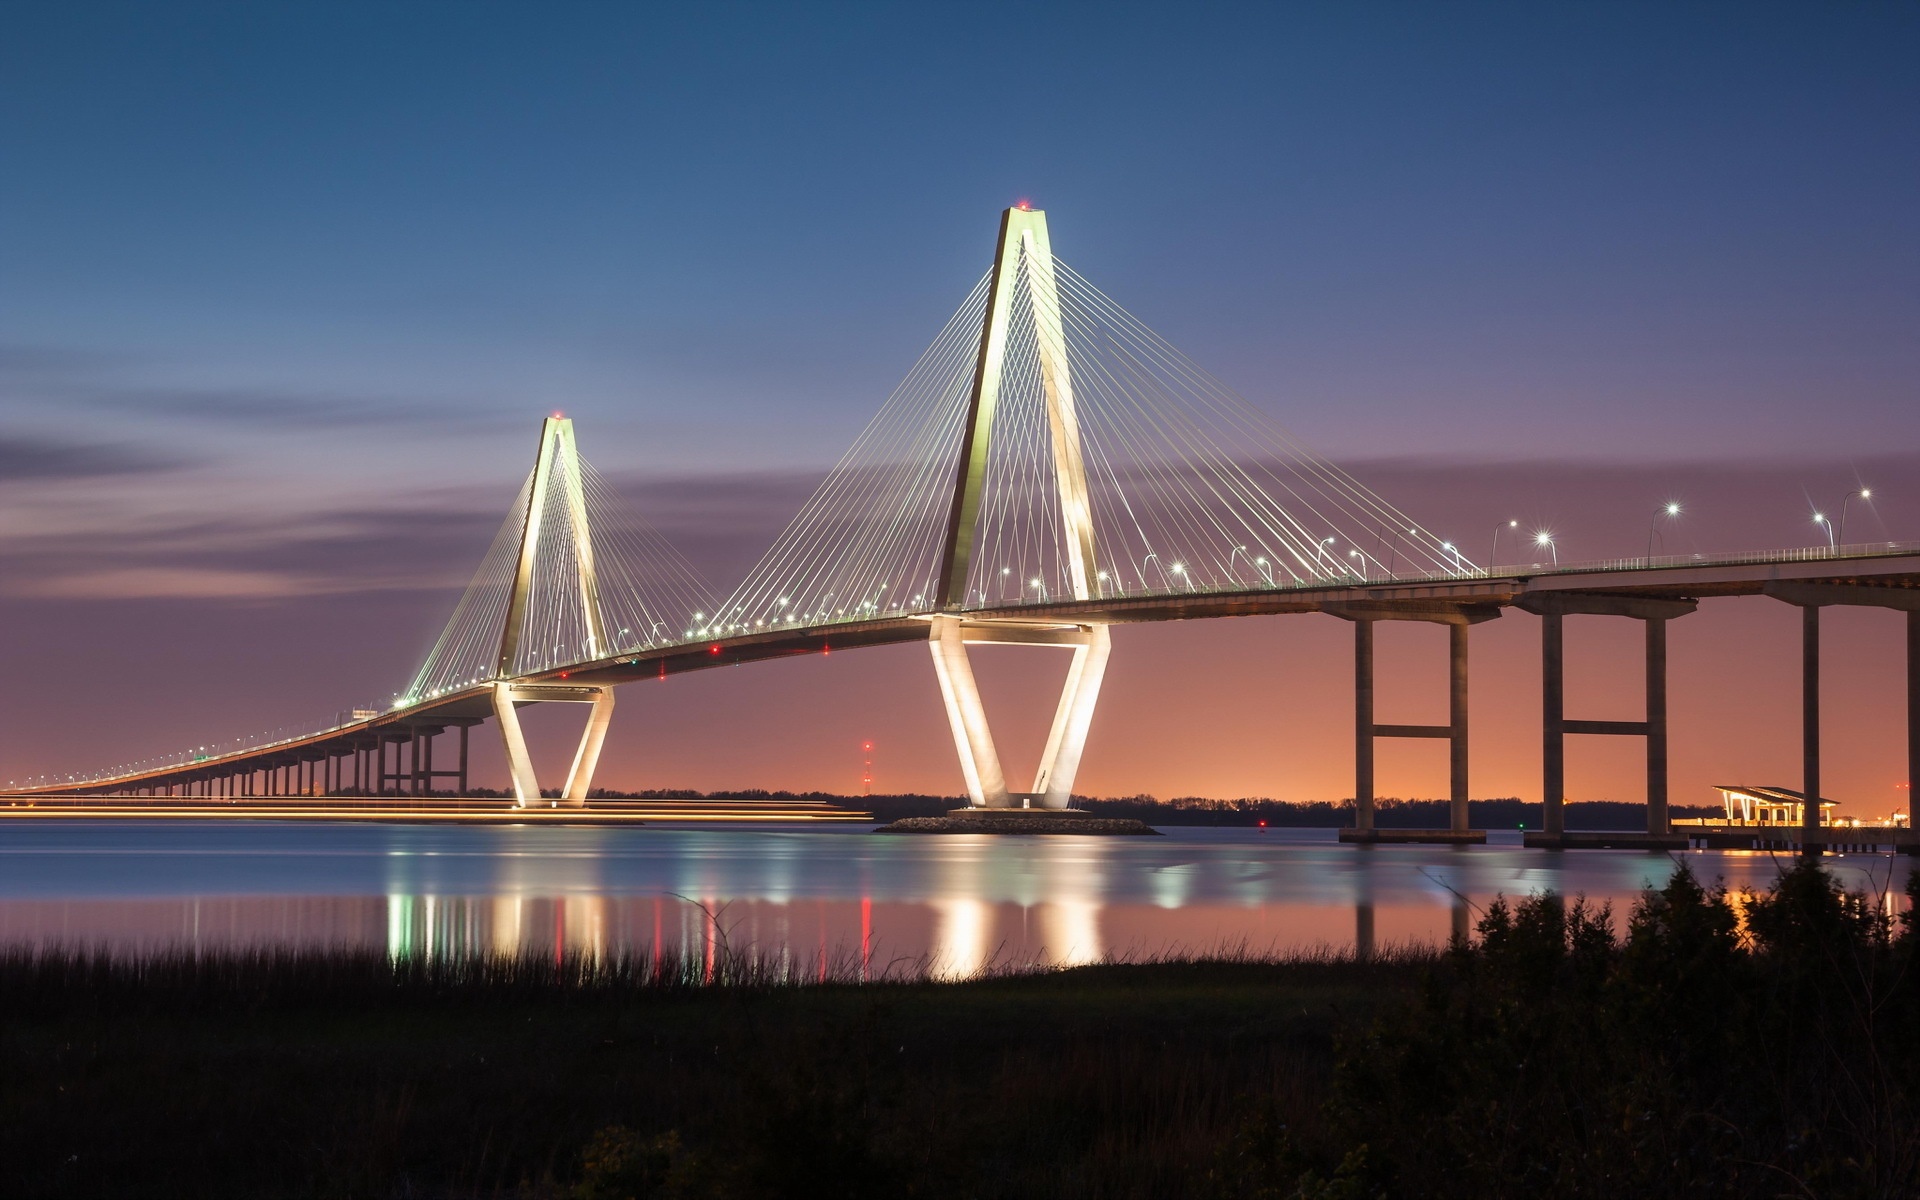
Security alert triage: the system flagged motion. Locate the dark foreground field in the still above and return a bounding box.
[3,862,1917,1199]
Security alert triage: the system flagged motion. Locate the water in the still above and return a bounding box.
[0,823,1908,977]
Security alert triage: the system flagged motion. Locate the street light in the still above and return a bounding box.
[1534,531,1558,565]
[1648,501,1681,560]
[1838,488,1873,545]
[1814,512,1836,550]
[1490,519,1517,576]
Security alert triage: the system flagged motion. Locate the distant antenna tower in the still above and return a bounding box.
[862,741,874,796]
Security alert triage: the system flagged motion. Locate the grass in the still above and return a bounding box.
[3,861,1916,1198]
[0,945,1428,1199]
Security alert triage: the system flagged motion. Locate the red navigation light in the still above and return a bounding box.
[708,644,721,655]
[1015,198,1032,211]
[822,642,831,655]
[1258,819,1267,828]
[558,671,569,679]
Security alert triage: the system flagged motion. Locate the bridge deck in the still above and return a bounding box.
[15,546,1919,798]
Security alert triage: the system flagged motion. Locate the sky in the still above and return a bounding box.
[2,2,1916,813]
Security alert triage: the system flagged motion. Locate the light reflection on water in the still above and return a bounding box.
[0,823,1908,978]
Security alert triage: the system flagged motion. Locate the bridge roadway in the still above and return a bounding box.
[13,541,1918,804]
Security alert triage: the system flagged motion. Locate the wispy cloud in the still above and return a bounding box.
[72,385,501,431]
[0,339,510,433]
[0,503,509,600]
[0,434,190,481]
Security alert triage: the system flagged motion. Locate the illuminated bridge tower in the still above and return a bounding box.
[931,206,1112,811]
[490,416,617,808]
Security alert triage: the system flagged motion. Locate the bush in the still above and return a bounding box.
[1294,859,1920,1200]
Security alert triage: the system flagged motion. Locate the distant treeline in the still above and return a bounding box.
[582,788,1715,830]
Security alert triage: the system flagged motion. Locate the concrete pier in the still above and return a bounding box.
[1334,602,1495,844]
[1519,593,1695,849]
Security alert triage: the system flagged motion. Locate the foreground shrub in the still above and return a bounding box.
[1277,860,1920,1200]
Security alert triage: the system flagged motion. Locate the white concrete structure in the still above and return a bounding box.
[494,417,617,808]
[930,207,1113,810]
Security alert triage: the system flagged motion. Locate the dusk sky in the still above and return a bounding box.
[3,3,1916,812]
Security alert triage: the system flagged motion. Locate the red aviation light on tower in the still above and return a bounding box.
[1014,198,1033,211]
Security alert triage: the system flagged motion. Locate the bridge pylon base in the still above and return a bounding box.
[492,682,616,809]
[928,615,1110,810]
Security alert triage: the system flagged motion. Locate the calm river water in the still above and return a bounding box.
[0,823,1908,977]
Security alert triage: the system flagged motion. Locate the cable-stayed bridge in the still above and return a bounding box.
[10,206,1919,847]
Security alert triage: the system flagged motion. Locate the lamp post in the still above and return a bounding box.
[1648,501,1681,560]
[1814,512,1836,551]
[1490,519,1517,577]
[1838,488,1872,545]
[1534,531,1558,565]
[1441,541,1462,572]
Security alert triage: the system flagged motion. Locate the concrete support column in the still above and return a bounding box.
[458,723,470,796]
[1449,621,1470,833]
[1032,625,1110,808]
[561,691,615,807]
[1542,611,1565,837]
[493,684,544,807]
[1646,618,1669,836]
[928,615,1008,808]
[1354,619,1375,832]
[422,730,436,798]
[1803,604,1822,852]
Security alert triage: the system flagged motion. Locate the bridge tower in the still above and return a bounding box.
[491,416,617,808]
[930,206,1112,810]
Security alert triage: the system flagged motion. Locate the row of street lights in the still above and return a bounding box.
[1813,488,1873,550]
[1490,515,1574,569]
[1481,490,1878,572]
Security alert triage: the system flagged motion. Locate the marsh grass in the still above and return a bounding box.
[1,864,1914,1198]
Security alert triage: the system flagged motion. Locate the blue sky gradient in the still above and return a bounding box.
[2,2,1916,803]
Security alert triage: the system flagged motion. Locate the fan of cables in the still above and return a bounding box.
[403,445,714,703]
[707,242,1465,637]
